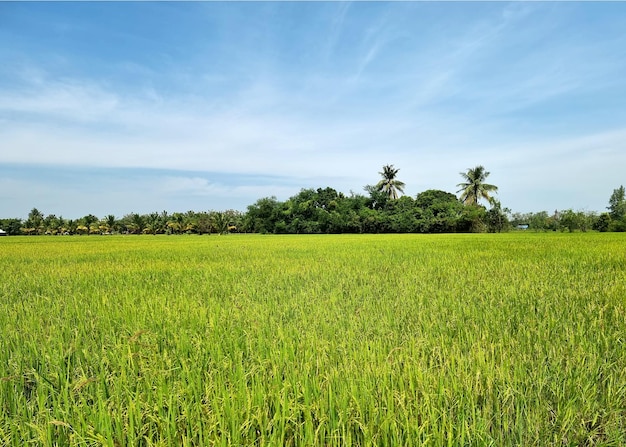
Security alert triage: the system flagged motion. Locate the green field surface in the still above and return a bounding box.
[1,233,625,446]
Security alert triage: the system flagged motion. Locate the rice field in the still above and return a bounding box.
[1,233,625,446]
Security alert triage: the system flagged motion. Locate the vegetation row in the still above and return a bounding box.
[2,166,625,235]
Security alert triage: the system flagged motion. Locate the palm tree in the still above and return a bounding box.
[128,213,145,234]
[376,164,405,200]
[105,215,117,234]
[211,211,229,235]
[26,208,44,235]
[457,165,498,206]
[80,214,99,235]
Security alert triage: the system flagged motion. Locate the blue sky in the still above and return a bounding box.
[1,2,625,219]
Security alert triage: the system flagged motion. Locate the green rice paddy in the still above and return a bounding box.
[1,233,625,446]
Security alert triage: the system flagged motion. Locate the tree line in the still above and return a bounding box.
[0,209,243,236]
[1,166,625,235]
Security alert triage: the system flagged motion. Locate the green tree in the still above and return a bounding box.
[184,211,199,233]
[364,184,390,210]
[415,190,463,233]
[376,165,405,200]
[24,208,44,235]
[167,213,185,234]
[593,213,611,232]
[0,218,23,235]
[559,209,579,232]
[606,187,626,232]
[126,213,145,234]
[387,196,419,233]
[211,211,230,235]
[486,200,510,233]
[528,212,547,231]
[104,215,117,234]
[66,219,78,235]
[195,212,212,234]
[457,165,498,206]
[608,185,625,221]
[457,205,488,233]
[80,214,99,235]
[245,197,282,234]
[43,214,62,235]
[143,212,165,235]
[557,209,593,232]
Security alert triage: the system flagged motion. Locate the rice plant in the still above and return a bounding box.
[1,233,624,446]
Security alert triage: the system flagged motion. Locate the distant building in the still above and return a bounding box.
[0,229,7,236]
[516,224,529,230]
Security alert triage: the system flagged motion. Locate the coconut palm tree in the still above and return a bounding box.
[26,208,44,235]
[457,165,498,206]
[376,164,405,200]
[104,215,117,234]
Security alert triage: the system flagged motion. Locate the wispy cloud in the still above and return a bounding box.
[0,79,120,124]
[322,2,352,65]
[1,2,625,217]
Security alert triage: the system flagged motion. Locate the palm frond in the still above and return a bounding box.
[457,165,498,206]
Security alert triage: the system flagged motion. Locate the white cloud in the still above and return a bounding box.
[158,177,299,199]
[161,177,217,195]
[1,2,625,217]
[0,80,120,123]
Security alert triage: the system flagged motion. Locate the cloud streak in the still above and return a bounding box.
[1,2,625,218]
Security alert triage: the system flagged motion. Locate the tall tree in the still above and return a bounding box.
[457,165,498,206]
[486,200,510,233]
[608,185,625,220]
[25,208,44,234]
[376,165,405,200]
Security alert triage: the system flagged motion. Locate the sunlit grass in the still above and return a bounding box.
[1,233,625,446]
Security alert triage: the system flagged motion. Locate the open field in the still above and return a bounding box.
[1,233,625,446]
